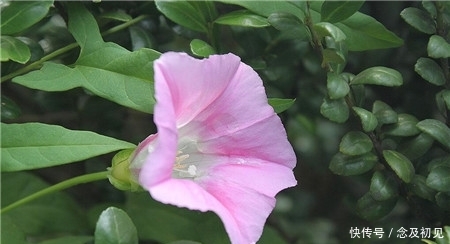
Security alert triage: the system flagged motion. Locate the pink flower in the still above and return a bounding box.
[131,52,297,244]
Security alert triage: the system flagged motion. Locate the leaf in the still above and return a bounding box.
[356,192,397,221]
[322,49,346,66]
[99,10,133,22]
[370,171,398,201]
[339,131,373,156]
[95,207,138,244]
[0,36,31,64]
[320,97,349,123]
[218,1,306,20]
[155,0,208,33]
[384,113,420,137]
[0,0,54,35]
[37,236,94,244]
[129,26,155,51]
[314,22,346,42]
[372,100,398,125]
[329,152,378,176]
[417,119,450,150]
[215,10,269,27]
[351,67,403,87]
[1,215,27,244]
[327,72,349,99]
[435,192,450,211]
[400,7,436,34]
[267,13,309,40]
[427,35,450,58]
[190,39,215,58]
[426,165,450,192]
[353,107,378,132]
[1,123,135,172]
[268,98,296,113]
[1,95,21,120]
[436,90,450,114]
[415,57,446,86]
[398,133,434,160]
[383,150,415,183]
[408,175,436,202]
[321,1,364,23]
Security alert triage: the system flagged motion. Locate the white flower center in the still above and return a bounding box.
[172,147,200,179]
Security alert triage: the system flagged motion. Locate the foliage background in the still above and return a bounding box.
[1,1,450,244]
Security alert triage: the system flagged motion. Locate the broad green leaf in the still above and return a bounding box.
[190,1,218,22]
[314,22,346,42]
[428,35,450,58]
[155,0,208,33]
[356,192,397,221]
[215,10,269,27]
[370,171,398,201]
[400,7,436,34]
[1,95,21,120]
[329,152,377,176]
[190,39,215,58]
[320,97,349,123]
[384,113,420,136]
[408,175,436,202]
[219,0,306,20]
[267,13,309,40]
[417,119,450,150]
[321,1,364,23]
[1,123,135,172]
[415,57,446,86]
[372,100,398,125]
[1,215,27,244]
[37,236,94,244]
[95,207,138,244]
[436,192,450,211]
[353,107,378,132]
[351,67,403,87]
[268,98,296,113]
[427,156,450,172]
[398,133,434,160]
[0,1,54,35]
[383,150,415,183]
[426,165,450,192]
[327,72,349,99]
[339,131,373,155]
[0,36,31,64]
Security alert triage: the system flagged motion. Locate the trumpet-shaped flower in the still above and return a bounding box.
[131,52,297,244]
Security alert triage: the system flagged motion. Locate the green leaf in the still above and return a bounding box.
[356,192,397,221]
[0,36,31,64]
[327,72,349,99]
[267,13,309,40]
[37,236,94,244]
[329,152,377,176]
[427,156,450,172]
[218,1,306,20]
[190,39,215,58]
[370,171,398,201]
[435,192,450,211]
[215,10,269,27]
[351,66,403,87]
[129,26,155,51]
[415,57,446,86]
[398,133,434,160]
[408,175,436,202]
[268,98,296,113]
[314,22,346,42]
[383,150,415,183]
[428,35,450,58]
[1,95,21,120]
[400,7,436,34]
[339,131,373,155]
[353,107,378,132]
[322,49,346,66]
[0,1,54,35]
[99,10,133,22]
[321,1,364,23]
[417,119,450,150]
[372,100,397,125]
[95,207,138,244]
[1,215,27,244]
[190,1,218,22]
[1,123,135,172]
[155,0,208,33]
[320,97,349,123]
[426,165,450,192]
[436,90,450,114]
[384,113,420,137]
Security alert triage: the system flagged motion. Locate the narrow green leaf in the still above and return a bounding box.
[0,1,54,35]
[415,57,446,86]
[398,133,434,160]
[400,7,436,34]
[215,10,269,27]
[428,35,450,58]
[1,123,135,172]
[383,150,415,183]
[267,13,309,40]
[353,107,378,132]
[384,113,420,137]
[321,1,364,23]
[426,166,450,192]
[0,36,31,64]
[329,152,377,176]
[417,119,450,150]
[327,72,349,99]
[370,171,398,201]
[314,22,346,42]
[95,207,138,244]
[190,39,215,58]
[320,97,349,123]
[155,0,208,33]
[351,67,403,87]
[1,95,21,120]
[408,175,436,202]
[339,131,373,156]
[268,98,296,114]
[356,192,397,221]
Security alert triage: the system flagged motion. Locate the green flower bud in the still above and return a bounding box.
[108,148,142,192]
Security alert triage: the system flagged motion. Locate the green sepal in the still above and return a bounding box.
[108,149,142,192]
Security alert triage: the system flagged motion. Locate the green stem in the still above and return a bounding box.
[0,171,109,214]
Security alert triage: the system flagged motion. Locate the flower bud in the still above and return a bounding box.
[108,148,142,192]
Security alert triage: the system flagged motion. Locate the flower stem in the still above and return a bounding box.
[0,171,109,214]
